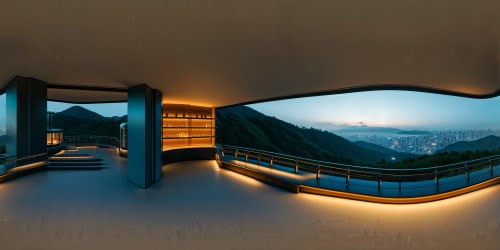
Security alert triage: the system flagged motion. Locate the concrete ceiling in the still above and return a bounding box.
[1,0,499,107]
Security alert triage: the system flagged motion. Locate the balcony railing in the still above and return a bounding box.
[1,135,119,166]
[0,152,48,181]
[64,135,120,149]
[217,144,500,188]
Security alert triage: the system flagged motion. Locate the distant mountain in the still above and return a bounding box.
[57,106,106,121]
[436,135,500,153]
[110,115,127,121]
[354,141,417,161]
[52,107,126,138]
[397,130,430,135]
[354,141,395,155]
[335,126,401,134]
[216,106,407,164]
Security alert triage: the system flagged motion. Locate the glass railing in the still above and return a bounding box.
[217,144,500,188]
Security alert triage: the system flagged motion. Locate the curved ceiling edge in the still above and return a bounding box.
[218,84,500,109]
[1,79,499,105]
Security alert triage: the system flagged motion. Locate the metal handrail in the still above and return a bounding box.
[2,153,47,164]
[1,135,119,165]
[64,135,120,148]
[0,152,48,174]
[218,144,499,184]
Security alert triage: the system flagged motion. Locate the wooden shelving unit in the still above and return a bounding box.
[162,104,215,151]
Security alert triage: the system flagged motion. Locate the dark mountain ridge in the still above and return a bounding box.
[216,106,413,164]
[52,107,126,138]
[57,106,106,121]
[436,135,500,153]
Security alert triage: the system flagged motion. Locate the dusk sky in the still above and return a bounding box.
[46,101,127,117]
[1,91,499,133]
[248,91,500,131]
[0,94,127,133]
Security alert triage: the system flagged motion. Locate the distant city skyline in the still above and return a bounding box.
[248,91,500,131]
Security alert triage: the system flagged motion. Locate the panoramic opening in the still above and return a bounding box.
[216,90,500,168]
[41,100,129,173]
[215,90,499,201]
[47,101,127,148]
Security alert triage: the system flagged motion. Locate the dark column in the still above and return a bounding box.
[152,89,162,183]
[6,76,47,159]
[127,84,162,188]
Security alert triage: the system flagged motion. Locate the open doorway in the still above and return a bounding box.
[46,99,127,169]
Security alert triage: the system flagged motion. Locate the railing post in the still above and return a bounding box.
[489,158,494,176]
[220,146,225,157]
[345,169,350,187]
[434,169,439,186]
[257,153,261,165]
[295,159,299,174]
[234,149,238,160]
[316,163,320,180]
[245,150,248,162]
[465,163,470,181]
[270,156,273,167]
[377,174,381,189]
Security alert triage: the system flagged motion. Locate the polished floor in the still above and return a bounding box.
[0,148,498,249]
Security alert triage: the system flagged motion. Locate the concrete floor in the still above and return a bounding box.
[0,147,498,249]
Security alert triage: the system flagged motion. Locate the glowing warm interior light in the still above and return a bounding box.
[162,104,215,150]
[296,185,500,232]
[234,160,316,181]
[221,169,263,187]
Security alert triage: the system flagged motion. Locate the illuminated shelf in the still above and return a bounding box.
[162,127,215,129]
[163,136,214,139]
[162,117,215,120]
[163,145,216,150]
[162,104,215,151]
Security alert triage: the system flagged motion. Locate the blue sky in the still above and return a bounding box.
[248,91,500,130]
[0,95,126,134]
[1,91,499,134]
[47,101,127,117]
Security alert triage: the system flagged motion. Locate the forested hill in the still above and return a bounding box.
[51,107,126,138]
[216,106,412,165]
[436,135,500,153]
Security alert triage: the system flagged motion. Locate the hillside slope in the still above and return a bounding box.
[217,106,402,164]
[436,135,500,153]
[354,141,417,161]
[52,108,126,138]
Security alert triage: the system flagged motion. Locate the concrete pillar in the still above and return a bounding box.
[6,76,47,161]
[152,89,162,183]
[127,84,162,188]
